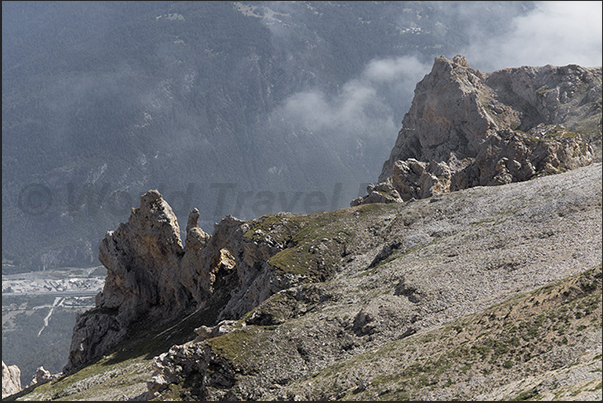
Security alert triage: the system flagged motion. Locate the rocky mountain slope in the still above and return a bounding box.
[5,57,602,401]
[7,161,602,401]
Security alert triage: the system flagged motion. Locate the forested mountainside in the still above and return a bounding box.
[2,1,535,272]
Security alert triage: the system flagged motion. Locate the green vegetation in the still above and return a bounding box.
[244,208,362,281]
[206,327,264,373]
[254,202,409,280]
[512,387,541,401]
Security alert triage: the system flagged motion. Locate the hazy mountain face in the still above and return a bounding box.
[2,1,601,271]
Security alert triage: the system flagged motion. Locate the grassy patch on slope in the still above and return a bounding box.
[243,203,397,281]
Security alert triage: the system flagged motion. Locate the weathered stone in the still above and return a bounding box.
[450,128,594,190]
[390,158,452,201]
[64,310,125,374]
[194,320,243,341]
[356,55,599,205]
[350,179,403,206]
[146,341,233,400]
[97,189,187,313]
[2,361,21,398]
[65,189,191,373]
[27,366,60,388]
[379,55,495,176]
[180,208,212,299]
[65,192,306,374]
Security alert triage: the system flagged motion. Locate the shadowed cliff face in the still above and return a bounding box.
[357,55,601,206]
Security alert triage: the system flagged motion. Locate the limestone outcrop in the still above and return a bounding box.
[355,55,601,205]
[27,366,61,388]
[146,340,236,400]
[64,192,304,374]
[350,179,403,206]
[96,189,188,318]
[2,361,21,398]
[64,190,189,373]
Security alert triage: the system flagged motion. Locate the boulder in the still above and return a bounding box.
[350,179,403,206]
[27,366,61,388]
[65,192,307,374]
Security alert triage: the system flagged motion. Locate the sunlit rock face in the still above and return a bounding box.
[64,190,304,374]
[2,361,22,398]
[65,189,191,373]
[359,55,600,205]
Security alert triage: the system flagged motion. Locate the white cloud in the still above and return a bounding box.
[275,56,431,139]
[363,56,429,83]
[464,1,603,71]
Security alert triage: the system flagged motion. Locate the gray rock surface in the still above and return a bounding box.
[143,162,602,401]
[65,189,190,373]
[350,180,403,206]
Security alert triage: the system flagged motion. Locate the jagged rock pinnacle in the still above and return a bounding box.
[354,55,600,206]
[65,191,300,374]
[186,208,200,234]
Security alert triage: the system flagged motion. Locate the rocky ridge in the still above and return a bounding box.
[353,55,601,205]
[64,189,306,373]
[143,163,602,401]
